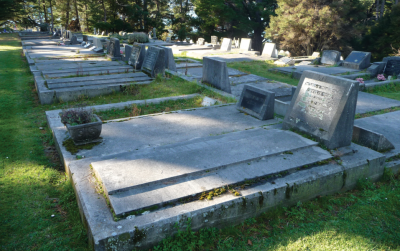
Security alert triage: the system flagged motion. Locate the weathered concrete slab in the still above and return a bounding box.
[354,92,400,115]
[92,129,331,216]
[354,110,400,158]
[35,60,123,71]
[352,126,395,152]
[47,105,278,159]
[43,65,135,79]
[229,74,268,85]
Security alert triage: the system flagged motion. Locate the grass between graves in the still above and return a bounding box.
[152,171,400,250]
[366,82,400,101]
[0,33,88,250]
[2,33,400,251]
[227,61,299,86]
[95,96,206,120]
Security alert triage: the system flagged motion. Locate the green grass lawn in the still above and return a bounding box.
[227,60,300,86]
[367,82,400,101]
[1,33,400,251]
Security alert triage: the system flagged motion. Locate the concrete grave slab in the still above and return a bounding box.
[354,92,400,115]
[354,110,400,158]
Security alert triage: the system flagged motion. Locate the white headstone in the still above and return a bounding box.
[220,38,232,52]
[240,38,252,51]
[262,43,278,58]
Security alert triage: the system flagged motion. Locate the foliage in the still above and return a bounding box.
[127,32,149,44]
[192,0,277,51]
[161,31,169,41]
[266,0,368,56]
[60,107,96,126]
[358,4,400,61]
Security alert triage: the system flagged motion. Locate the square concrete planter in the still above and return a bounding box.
[66,114,103,145]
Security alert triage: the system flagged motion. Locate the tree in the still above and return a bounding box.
[265,0,368,56]
[193,0,276,51]
[359,4,400,60]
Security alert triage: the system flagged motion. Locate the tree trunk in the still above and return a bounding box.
[380,0,385,18]
[42,0,48,23]
[376,0,380,19]
[74,0,80,31]
[49,0,54,31]
[143,0,148,31]
[85,2,88,32]
[253,26,263,52]
[65,0,70,30]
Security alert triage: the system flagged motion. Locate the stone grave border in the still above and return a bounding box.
[45,98,400,250]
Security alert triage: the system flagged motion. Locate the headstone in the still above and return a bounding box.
[101,31,105,36]
[166,37,171,43]
[312,52,320,58]
[202,57,231,93]
[153,28,157,39]
[70,35,78,45]
[81,41,86,46]
[367,62,386,77]
[128,44,146,70]
[382,56,400,76]
[141,46,165,77]
[282,71,359,149]
[240,38,251,51]
[83,35,88,42]
[211,36,218,45]
[93,37,106,52]
[274,57,295,66]
[237,85,275,120]
[198,38,205,45]
[343,51,371,70]
[122,32,127,36]
[320,50,341,65]
[262,43,278,58]
[220,38,232,51]
[155,46,177,71]
[93,28,96,35]
[107,38,121,60]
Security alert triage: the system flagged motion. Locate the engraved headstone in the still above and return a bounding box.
[107,37,121,60]
[220,38,232,51]
[202,57,231,93]
[382,56,400,76]
[141,46,165,77]
[320,50,341,65]
[282,71,359,149]
[240,38,251,51]
[128,44,146,70]
[262,43,278,58]
[343,51,371,70]
[237,85,275,120]
[155,45,177,71]
[211,36,218,45]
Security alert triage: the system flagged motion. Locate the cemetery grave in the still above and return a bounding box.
[10,31,400,251]
[45,62,400,250]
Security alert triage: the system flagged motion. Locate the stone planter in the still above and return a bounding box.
[66,114,103,145]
